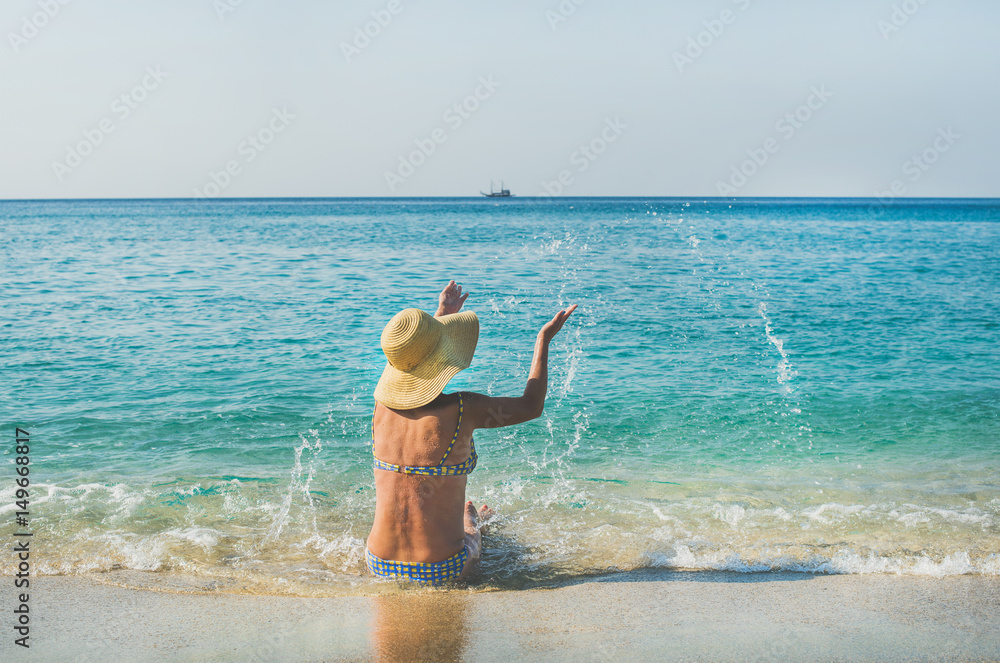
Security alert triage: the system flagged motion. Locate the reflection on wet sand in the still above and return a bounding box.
[370,591,469,662]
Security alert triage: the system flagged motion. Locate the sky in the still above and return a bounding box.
[1,0,998,199]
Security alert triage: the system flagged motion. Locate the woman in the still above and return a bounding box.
[366,280,577,583]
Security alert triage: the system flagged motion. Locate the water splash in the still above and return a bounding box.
[264,431,324,545]
[757,302,795,394]
[557,327,583,400]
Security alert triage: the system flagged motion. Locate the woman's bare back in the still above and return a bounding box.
[367,392,472,562]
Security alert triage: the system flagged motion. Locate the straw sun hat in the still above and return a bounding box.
[374,308,480,410]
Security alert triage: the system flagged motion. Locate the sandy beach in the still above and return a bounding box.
[6,571,999,662]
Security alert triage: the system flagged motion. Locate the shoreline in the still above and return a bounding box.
[7,571,1000,661]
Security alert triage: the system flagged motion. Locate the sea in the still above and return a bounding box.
[1,197,998,596]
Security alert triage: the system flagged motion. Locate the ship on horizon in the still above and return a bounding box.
[480,180,513,197]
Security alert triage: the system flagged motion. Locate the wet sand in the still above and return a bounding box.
[7,571,1000,662]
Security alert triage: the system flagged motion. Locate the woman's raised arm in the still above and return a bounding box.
[466,304,578,429]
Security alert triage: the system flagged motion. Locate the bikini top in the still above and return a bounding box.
[372,392,478,476]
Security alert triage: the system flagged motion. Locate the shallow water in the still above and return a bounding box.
[1,197,998,595]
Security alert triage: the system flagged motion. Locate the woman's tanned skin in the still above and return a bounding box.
[367,281,577,577]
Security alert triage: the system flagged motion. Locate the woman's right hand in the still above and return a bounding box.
[538,304,578,343]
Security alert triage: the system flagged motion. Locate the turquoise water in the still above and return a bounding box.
[1,197,998,594]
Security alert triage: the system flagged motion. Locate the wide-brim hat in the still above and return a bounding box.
[374,308,479,410]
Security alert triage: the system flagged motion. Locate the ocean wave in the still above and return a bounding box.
[8,474,999,594]
[647,546,1000,577]
[693,500,996,531]
[163,527,223,551]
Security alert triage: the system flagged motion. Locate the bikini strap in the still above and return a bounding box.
[437,393,464,466]
[371,402,378,456]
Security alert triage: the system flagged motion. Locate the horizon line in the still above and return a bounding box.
[2,196,999,203]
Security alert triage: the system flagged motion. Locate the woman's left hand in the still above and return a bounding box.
[436,280,469,316]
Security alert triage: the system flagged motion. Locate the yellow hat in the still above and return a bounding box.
[373,308,479,409]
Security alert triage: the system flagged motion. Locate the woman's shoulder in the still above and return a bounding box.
[449,391,491,408]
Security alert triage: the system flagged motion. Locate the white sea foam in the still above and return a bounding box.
[892,504,992,528]
[164,527,222,551]
[712,503,747,528]
[648,546,998,577]
[0,482,148,517]
[801,502,868,523]
[10,471,999,587]
[88,531,167,572]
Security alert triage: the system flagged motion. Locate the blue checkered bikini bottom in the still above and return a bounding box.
[365,546,469,584]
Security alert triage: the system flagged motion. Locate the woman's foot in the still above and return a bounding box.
[460,500,493,578]
[477,503,494,534]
